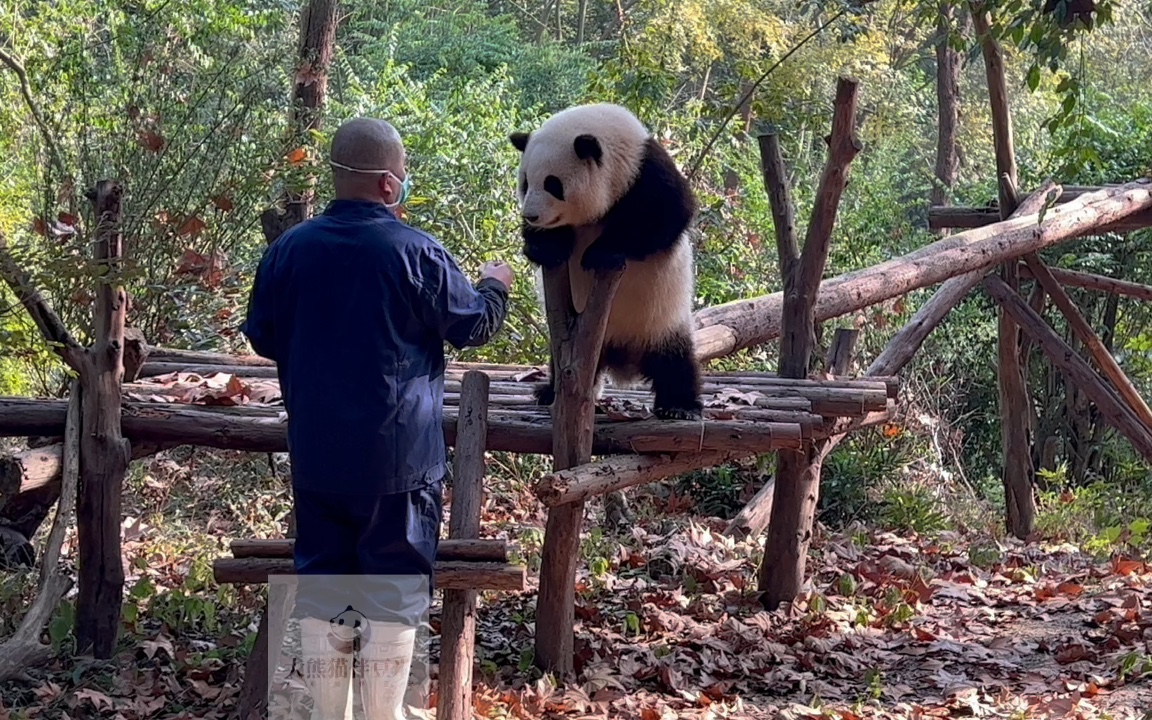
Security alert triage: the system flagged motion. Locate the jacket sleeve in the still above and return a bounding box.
[412,243,510,350]
[241,247,279,361]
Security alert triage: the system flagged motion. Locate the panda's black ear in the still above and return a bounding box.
[509,132,530,152]
[573,134,602,163]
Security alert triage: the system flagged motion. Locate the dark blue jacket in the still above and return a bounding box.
[241,199,509,495]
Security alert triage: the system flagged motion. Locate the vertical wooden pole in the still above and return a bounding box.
[439,371,490,720]
[759,78,861,609]
[75,180,131,658]
[534,265,623,674]
[972,3,1035,539]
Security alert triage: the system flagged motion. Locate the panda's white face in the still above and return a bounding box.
[510,103,651,230]
[512,132,602,229]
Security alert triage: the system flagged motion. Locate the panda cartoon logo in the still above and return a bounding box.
[327,604,371,651]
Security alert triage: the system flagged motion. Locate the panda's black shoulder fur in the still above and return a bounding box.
[579,137,698,273]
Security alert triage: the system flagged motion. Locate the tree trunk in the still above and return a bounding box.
[75,180,131,658]
[931,1,962,217]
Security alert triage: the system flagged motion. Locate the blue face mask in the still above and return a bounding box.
[388,172,412,208]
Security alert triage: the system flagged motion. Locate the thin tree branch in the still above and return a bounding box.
[0,232,84,372]
[0,47,67,180]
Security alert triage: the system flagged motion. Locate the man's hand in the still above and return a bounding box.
[480,261,514,291]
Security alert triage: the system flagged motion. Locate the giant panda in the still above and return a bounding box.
[509,102,703,421]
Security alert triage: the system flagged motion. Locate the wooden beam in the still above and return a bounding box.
[1022,254,1152,429]
[535,450,749,507]
[982,275,1152,463]
[692,179,1152,362]
[229,538,506,562]
[213,558,526,591]
[1017,264,1152,302]
[75,180,131,658]
[867,181,1062,376]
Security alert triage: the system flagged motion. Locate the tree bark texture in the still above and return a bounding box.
[691,179,1152,362]
[759,78,861,610]
[75,180,132,659]
[439,372,489,720]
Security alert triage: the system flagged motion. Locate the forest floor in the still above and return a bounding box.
[0,448,1150,720]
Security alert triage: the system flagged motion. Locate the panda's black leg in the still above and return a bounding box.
[640,331,703,421]
[533,355,557,406]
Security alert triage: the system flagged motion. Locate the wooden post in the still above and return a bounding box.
[75,180,131,658]
[758,77,861,609]
[534,263,623,674]
[439,371,490,720]
[971,2,1035,540]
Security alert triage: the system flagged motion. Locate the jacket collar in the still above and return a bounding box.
[323,198,397,221]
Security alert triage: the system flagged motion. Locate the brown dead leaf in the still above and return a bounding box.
[73,689,114,711]
[211,194,234,212]
[176,215,206,237]
[286,147,307,165]
[137,130,166,153]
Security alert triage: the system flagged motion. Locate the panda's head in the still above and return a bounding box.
[509,103,649,229]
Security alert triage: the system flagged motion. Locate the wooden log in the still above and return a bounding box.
[229,538,506,562]
[146,347,276,367]
[75,180,131,659]
[760,77,862,610]
[723,477,776,539]
[535,450,747,507]
[138,362,279,379]
[1017,264,1152,302]
[867,181,1063,376]
[534,255,624,673]
[439,371,489,720]
[929,205,1152,232]
[0,382,80,681]
[213,558,526,591]
[982,275,1152,463]
[1023,254,1152,429]
[1,441,171,500]
[691,178,1152,362]
[0,398,807,456]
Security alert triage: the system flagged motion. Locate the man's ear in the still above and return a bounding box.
[510,132,530,152]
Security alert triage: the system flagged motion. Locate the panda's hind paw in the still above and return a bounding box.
[533,382,556,406]
[653,406,702,421]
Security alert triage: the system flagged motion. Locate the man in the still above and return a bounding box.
[241,117,513,720]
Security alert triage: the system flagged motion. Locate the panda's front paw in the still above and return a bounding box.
[653,406,702,421]
[523,239,570,269]
[580,245,627,272]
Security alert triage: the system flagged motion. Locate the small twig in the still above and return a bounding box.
[0,47,67,180]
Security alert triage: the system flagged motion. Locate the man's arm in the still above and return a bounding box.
[413,243,510,350]
[241,247,279,361]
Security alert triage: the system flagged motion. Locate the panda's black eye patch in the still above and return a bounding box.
[544,175,564,200]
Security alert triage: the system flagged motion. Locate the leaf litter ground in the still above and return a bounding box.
[0,449,1149,720]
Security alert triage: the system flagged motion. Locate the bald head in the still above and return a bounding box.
[329,117,407,202]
